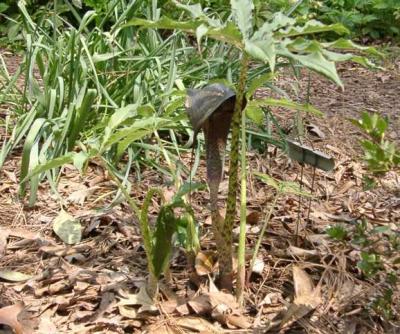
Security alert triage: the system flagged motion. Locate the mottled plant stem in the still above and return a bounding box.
[236,102,247,304]
[220,53,249,290]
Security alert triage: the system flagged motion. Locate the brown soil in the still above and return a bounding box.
[0,49,399,333]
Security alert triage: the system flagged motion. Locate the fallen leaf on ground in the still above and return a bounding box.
[280,266,322,328]
[117,286,157,314]
[53,210,82,245]
[195,251,216,276]
[0,303,29,334]
[0,270,32,282]
[0,229,9,255]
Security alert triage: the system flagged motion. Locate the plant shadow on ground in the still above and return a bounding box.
[0,52,399,333]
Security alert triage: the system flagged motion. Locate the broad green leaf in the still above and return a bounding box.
[0,270,32,282]
[196,24,209,49]
[105,117,171,149]
[253,12,295,40]
[254,172,312,196]
[0,3,9,13]
[250,98,323,116]
[231,0,254,39]
[73,151,88,172]
[279,49,343,88]
[53,211,82,245]
[108,104,138,130]
[322,38,382,57]
[173,1,204,18]
[245,105,264,125]
[247,72,274,98]
[277,21,349,38]
[245,37,276,71]
[172,182,206,204]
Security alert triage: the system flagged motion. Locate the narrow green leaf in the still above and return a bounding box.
[22,153,75,182]
[19,118,46,197]
[250,98,323,116]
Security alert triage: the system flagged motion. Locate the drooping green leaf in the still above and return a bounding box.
[245,37,276,71]
[245,105,264,125]
[279,49,343,88]
[230,0,254,40]
[322,38,383,57]
[22,153,75,182]
[247,72,274,98]
[252,12,295,40]
[172,182,206,204]
[53,211,82,245]
[277,20,349,38]
[250,98,323,116]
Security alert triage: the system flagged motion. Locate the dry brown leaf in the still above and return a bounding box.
[280,266,322,328]
[195,251,216,276]
[0,229,9,255]
[176,316,222,333]
[287,246,318,259]
[117,286,158,314]
[0,303,30,334]
[246,211,260,225]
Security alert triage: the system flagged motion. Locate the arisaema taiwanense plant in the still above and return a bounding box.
[124,0,378,298]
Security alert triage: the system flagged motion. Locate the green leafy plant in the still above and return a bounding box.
[351,112,400,173]
[326,219,399,320]
[124,0,376,296]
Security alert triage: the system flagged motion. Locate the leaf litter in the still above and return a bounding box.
[0,56,399,333]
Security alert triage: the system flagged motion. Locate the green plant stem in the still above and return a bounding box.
[99,157,157,297]
[247,192,279,284]
[236,100,247,304]
[220,53,249,290]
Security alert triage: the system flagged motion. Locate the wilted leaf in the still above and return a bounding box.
[53,211,82,245]
[0,270,32,282]
[195,251,216,276]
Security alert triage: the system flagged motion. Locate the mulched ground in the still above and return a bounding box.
[0,49,399,333]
